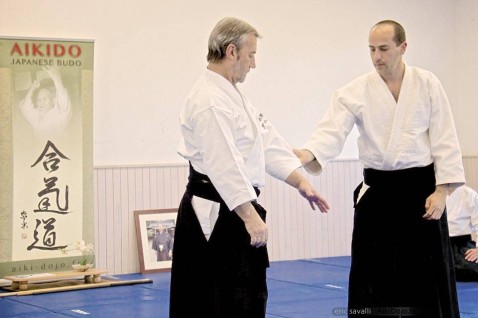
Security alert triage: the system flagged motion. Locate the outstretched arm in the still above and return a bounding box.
[293,148,317,166]
[284,169,329,213]
[234,169,330,250]
[293,148,324,175]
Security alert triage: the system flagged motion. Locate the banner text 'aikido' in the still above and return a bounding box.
[0,37,94,276]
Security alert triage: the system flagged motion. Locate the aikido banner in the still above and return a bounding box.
[0,37,94,276]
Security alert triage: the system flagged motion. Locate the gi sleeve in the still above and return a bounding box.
[54,85,72,125]
[259,117,302,182]
[303,91,356,175]
[190,107,257,211]
[428,75,466,185]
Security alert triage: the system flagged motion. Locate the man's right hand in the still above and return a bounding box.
[235,202,268,248]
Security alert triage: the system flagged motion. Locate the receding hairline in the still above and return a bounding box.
[370,20,406,45]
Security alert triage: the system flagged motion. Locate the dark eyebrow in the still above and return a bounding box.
[368,45,390,49]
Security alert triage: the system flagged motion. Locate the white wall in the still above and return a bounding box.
[1,0,475,166]
[455,0,478,156]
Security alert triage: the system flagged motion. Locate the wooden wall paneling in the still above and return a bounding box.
[463,157,478,191]
[127,168,140,273]
[95,168,107,270]
[92,158,478,274]
[118,168,131,273]
[112,169,123,273]
[104,168,116,273]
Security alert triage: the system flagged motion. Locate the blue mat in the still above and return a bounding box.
[1,256,477,318]
[0,297,68,317]
[267,279,347,317]
[457,283,478,318]
[267,259,349,291]
[54,290,170,318]
[303,256,351,268]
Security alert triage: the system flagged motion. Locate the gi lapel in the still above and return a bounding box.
[381,65,412,169]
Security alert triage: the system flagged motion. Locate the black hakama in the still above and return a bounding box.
[348,164,459,317]
[169,164,269,318]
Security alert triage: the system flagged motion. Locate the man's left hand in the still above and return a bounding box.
[297,180,330,213]
[423,185,447,220]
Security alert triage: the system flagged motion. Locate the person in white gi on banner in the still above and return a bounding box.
[18,66,72,136]
[170,17,330,318]
[294,20,465,317]
[447,185,478,281]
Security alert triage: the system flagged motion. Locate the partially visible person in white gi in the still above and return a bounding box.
[170,17,329,318]
[18,66,72,136]
[294,20,465,317]
[447,185,478,281]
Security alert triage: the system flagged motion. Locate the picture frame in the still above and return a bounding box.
[134,208,178,273]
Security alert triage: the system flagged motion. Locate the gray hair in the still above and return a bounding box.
[207,17,260,62]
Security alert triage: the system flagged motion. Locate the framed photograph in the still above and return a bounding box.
[134,208,178,273]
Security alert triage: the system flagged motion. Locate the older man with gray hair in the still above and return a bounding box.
[170,17,329,318]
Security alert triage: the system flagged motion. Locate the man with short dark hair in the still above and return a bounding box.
[295,20,464,317]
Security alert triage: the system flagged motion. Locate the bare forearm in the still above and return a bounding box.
[284,169,329,212]
[234,201,267,247]
[284,169,306,189]
[234,202,256,221]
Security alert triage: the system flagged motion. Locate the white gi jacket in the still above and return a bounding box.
[178,69,301,234]
[304,63,465,186]
[447,185,478,238]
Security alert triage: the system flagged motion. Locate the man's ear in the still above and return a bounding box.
[400,41,407,55]
[225,43,236,60]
